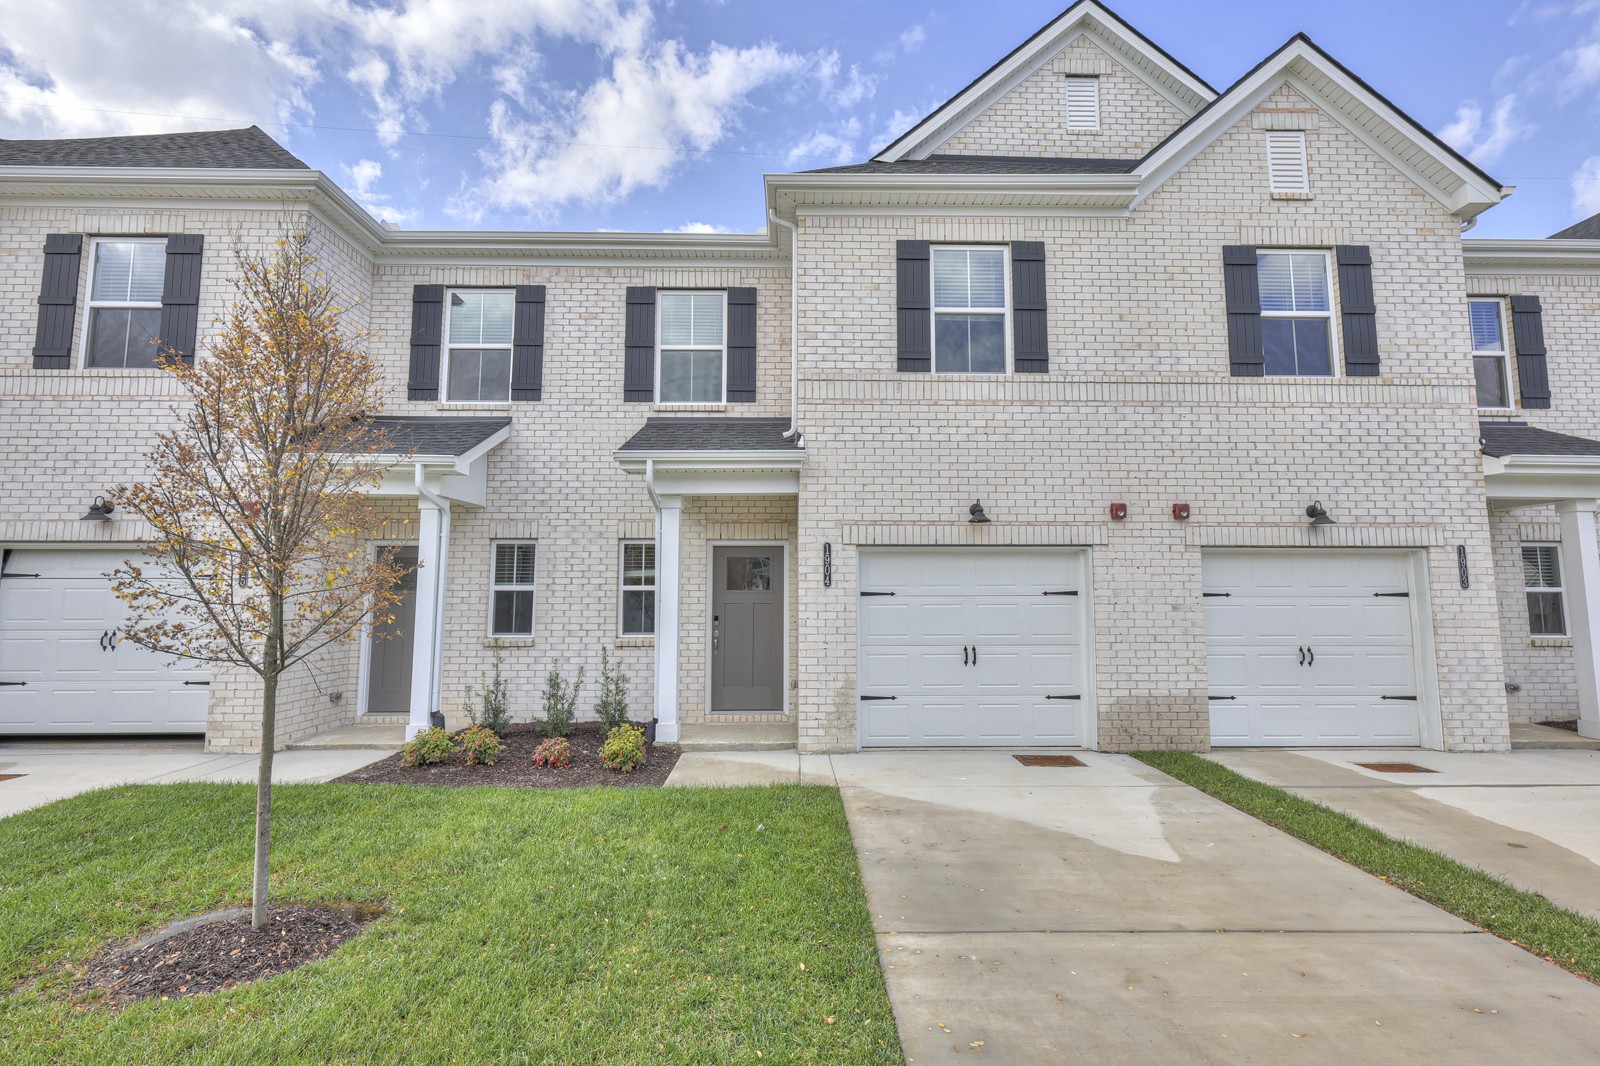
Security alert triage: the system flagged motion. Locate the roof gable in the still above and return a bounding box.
[875,0,1215,162]
[1551,212,1600,240]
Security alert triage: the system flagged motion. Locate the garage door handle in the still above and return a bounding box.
[0,680,25,686]
[1042,590,1078,596]
[183,681,211,687]
[1298,646,1305,666]
[1380,695,1418,701]
[859,591,895,597]
[1046,694,1080,700]
[963,645,969,666]
[1208,695,1237,701]
[860,695,897,701]
[99,630,109,651]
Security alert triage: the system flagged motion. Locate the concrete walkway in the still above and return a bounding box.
[668,749,1600,1064]
[0,740,394,819]
[1207,748,1600,921]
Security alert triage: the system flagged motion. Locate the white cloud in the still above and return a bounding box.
[1439,95,1529,166]
[1573,154,1600,217]
[786,119,860,167]
[813,51,877,109]
[666,221,731,233]
[340,158,418,225]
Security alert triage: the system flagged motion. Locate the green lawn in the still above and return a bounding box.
[1136,750,1600,984]
[0,782,901,1065]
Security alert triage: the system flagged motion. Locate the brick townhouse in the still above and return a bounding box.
[2,1,1598,756]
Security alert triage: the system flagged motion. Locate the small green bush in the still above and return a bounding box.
[541,663,584,738]
[456,724,506,766]
[402,727,453,767]
[601,723,647,773]
[465,639,513,736]
[532,737,572,769]
[595,648,631,732]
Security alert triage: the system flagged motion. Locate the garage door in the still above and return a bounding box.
[1204,551,1422,746]
[0,549,209,734]
[858,549,1087,747]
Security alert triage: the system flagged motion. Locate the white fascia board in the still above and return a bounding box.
[1464,238,1600,275]
[765,172,1141,215]
[613,449,806,471]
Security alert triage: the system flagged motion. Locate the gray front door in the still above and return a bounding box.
[365,546,418,715]
[712,546,784,712]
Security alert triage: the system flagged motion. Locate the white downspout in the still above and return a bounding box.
[769,209,800,440]
[414,463,451,723]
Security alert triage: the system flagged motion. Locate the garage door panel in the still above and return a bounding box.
[860,599,967,642]
[970,598,1079,642]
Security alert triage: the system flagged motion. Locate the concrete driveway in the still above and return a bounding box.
[1207,748,1600,921]
[810,750,1600,1065]
[0,740,392,819]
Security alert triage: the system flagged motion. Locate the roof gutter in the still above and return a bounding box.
[768,209,800,440]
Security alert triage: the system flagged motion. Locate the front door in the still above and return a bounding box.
[712,546,784,712]
[365,546,418,715]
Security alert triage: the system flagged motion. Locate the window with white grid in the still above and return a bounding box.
[1522,544,1567,637]
[490,542,536,636]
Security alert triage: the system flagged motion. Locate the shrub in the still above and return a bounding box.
[541,663,584,738]
[465,639,513,736]
[533,737,572,769]
[456,724,506,766]
[401,727,453,767]
[595,647,631,732]
[601,723,647,773]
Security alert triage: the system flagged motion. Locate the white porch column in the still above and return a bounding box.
[406,496,445,740]
[654,494,683,743]
[1557,499,1600,739]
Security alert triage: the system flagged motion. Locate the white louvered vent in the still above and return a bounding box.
[1065,76,1100,131]
[1265,130,1309,194]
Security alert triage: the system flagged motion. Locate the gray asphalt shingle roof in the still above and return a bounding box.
[618,418,800,452]
[801,154,1138,177]
[1550,211,1600,240]
[0,126,307,170]
[355,416,511,457]
[1480,421,1600,458]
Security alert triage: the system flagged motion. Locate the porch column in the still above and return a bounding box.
[1557,499,1600,739]
[406,496,445,740]
[654,494,683,743]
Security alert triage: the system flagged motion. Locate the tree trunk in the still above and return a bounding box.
[252,599,284,930]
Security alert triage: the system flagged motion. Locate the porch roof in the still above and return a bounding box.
[1481,421,1600,508]
[1480,421,1600,460]
[617,417,801,454]
[355,416,511,460]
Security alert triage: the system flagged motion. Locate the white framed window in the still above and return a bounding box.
[619,540,656,636]
[1257,250,1335,376]
[1523,544,1567,637]
[932,245,1009,375]
[445,289,515,403]
[1064,76,1100,130]
[1265,130,1309,194]
[83,237,166,369]
[1470,299,1512,410]
[657,291,726,403]
[490,541,536,636]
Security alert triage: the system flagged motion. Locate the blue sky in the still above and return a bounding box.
[0,0,1595,238]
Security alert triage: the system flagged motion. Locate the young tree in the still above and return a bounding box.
[110,232,411,929]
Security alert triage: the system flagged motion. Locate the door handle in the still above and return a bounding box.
[99,630,109,651]
[712,615,719,653]
[963,645,969,666]
[971,645,978,666]
[1298,646,1305,666]
[1307,647,1313,666]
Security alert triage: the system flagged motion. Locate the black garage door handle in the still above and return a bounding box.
[183,681,211,687]
[860,695,897,701]
[0,680,25,686]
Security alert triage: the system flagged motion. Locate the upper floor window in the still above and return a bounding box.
[84,238,165,369]
[1265,130,1309,195]
[490,541,536,636]
[932,246,1008,374]
[1470,299,1511,409]
[658,291,725,403]
[446,290,514,402]
[1258,251,1333,376]
[1064,76,1100,131]
[1523,544,1567,638]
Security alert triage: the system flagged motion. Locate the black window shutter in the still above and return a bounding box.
[1222,245,1263,377]
[1510,295,1551,409]
[726,287,757,402]
[1011,241,1048,373]
[32,233,82,369]
[158,234,204,366]
[896,240,931,372]
[1336,245,1379,377]
[408,284,444,401]
[624,287,656,402]
[511,285,545,402]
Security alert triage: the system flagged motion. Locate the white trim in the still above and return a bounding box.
[930,244,1013,376]
[618,538,657,638]
[487,539,537,638]
[706,540,790,716]
[441,288,515,404]
[1464,237,1600,274]
[1521,542,1568,638]
[79,235,166,371]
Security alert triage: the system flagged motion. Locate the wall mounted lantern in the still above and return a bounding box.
[81,495,115,522]
[1306,501,1335,526]
[968,501,991,524]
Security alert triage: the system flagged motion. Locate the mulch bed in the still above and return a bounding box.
[1539,719,1580,733]
[335,722,680,789]
[77,904,379,1005]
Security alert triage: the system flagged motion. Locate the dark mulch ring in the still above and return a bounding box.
[77,903,381,1005]
[336,722,680,789]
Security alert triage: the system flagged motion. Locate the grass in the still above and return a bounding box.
[1135,750,1600,984]
[0,783,901,1065]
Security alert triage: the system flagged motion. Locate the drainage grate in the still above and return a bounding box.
[1355,762,1437,774]
[1014,755,1085,768]
[0,774,22,783]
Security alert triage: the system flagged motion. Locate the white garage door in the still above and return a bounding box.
[858,549,1087,747]
[0,549,209,734]
[1204,551,1422,747]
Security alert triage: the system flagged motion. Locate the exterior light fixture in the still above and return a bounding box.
[81,495,115,521]
[1306,501,1335,526]
[968,501,991,524]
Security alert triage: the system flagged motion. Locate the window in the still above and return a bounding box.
[619,541,656,635]
[490,542,536,636]
[932,246,1008,374]
[1470,299,1511,409]
[446,290,514,402]
[1265,130,1309,194]
[1064,76,1100,130]
[84,238,165,368]
[1257,251,1334,376]
[1523,544,1567,637]
[658,291,725,403]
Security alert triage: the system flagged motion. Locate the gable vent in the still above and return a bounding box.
[1065,76,1100,131]
[1265,130,1309,194]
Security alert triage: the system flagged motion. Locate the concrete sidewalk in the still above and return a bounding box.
[1206,748,1600,920]
[0,740,393,819]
